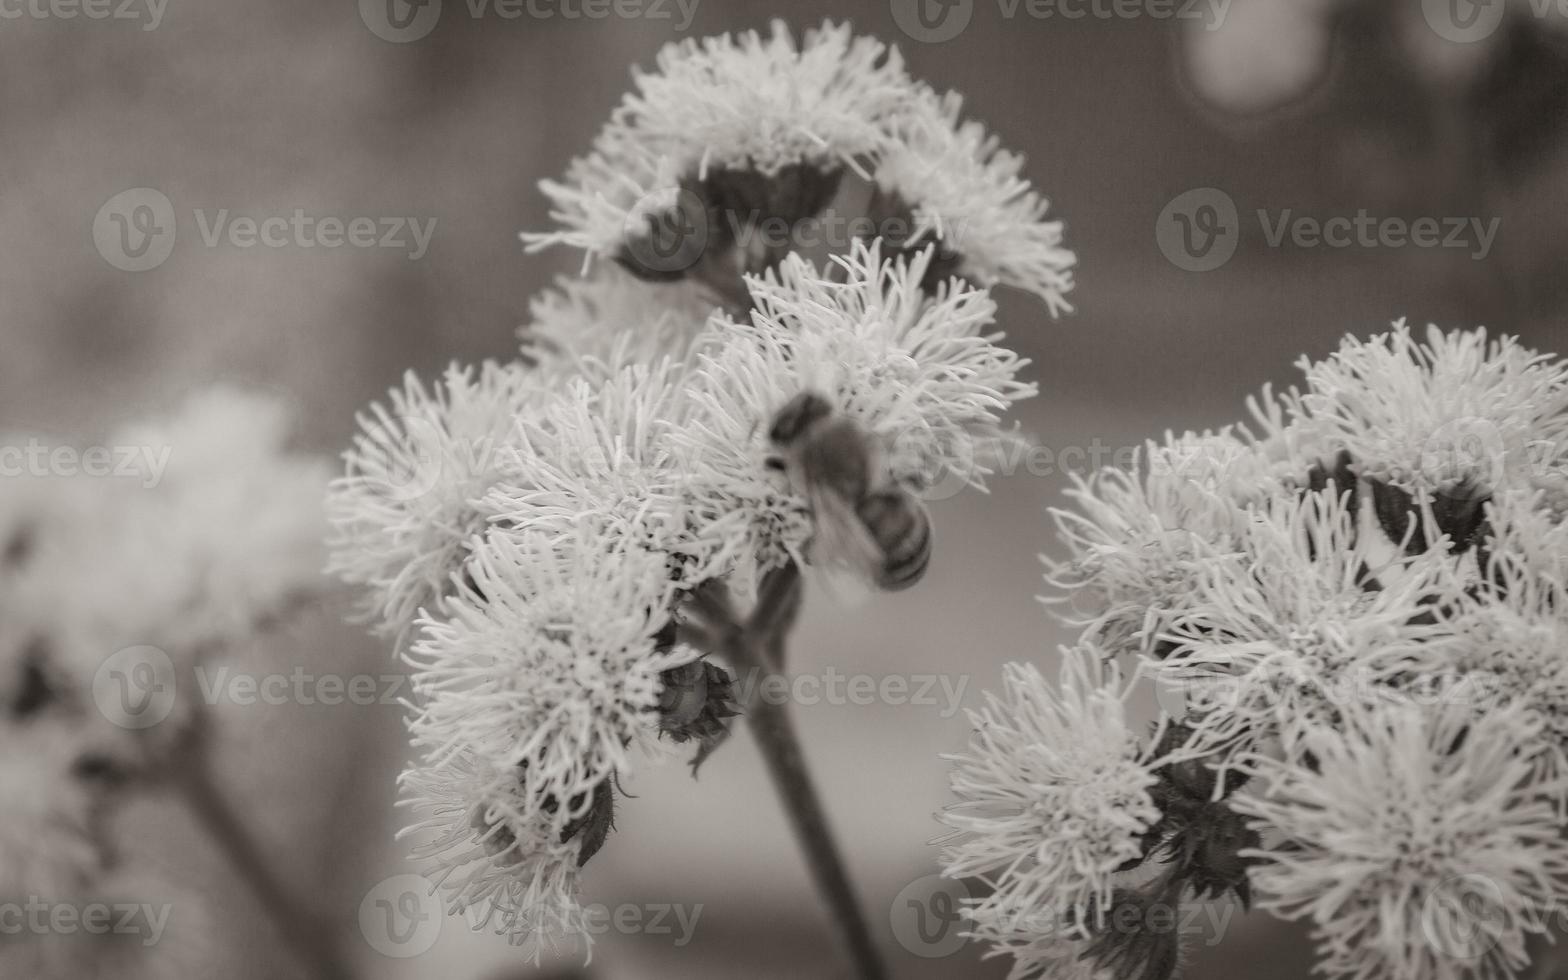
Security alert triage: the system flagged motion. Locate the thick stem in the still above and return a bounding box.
[172,714,357,980]
[744,684,888,980]
[709,564,887,980]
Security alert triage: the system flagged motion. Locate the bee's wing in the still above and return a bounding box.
[801,484,880,606]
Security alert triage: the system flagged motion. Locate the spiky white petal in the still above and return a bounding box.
[939,649,1170,936]
[1045,430,1284,658]
[327,361,541,637]
[398,747,588,961]
[1433,494,1568,785]
[483,357,743,590]
[618,19,910,176]
[406,529,694,823]
[875,88,1076,314]
[1155,489,1464,767]
[520,267,722,375]
[1236,699,1568,980]
[1293,322,1568,497]
[524,135,684,268]
[524,21,915,265]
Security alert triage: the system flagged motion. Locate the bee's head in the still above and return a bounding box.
[767,391,834,449]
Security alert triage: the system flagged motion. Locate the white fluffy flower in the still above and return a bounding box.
[399,747,587,960]
[1046,430,1283,658]
[874,88,1076,314]
[327,361,541,637]
[676,241,1032,581]
[483,357,742,590]
[1434,495,1568,784]
[617,19,909,176]
[0,389,331,790]
[1482,485,1568,587]
[1293,322,1568,498]
[520,266,721,375]
[1,389,331,662]
[525,20,914,265]
[940,648,1168,936]
[1156,490,1463,765]
[524,133,684,270]
[101,386,330,651]
[406,529,693,823]
[1236,699,1568,980]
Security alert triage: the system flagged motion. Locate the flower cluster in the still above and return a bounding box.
[329,20,1074,960]
[0,388,328,905]
[946,321,1568,980]
[522,19,1075,313]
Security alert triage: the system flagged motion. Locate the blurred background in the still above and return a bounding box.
[3,0,1567,977]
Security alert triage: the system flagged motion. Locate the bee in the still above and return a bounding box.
[767,392,932,593]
